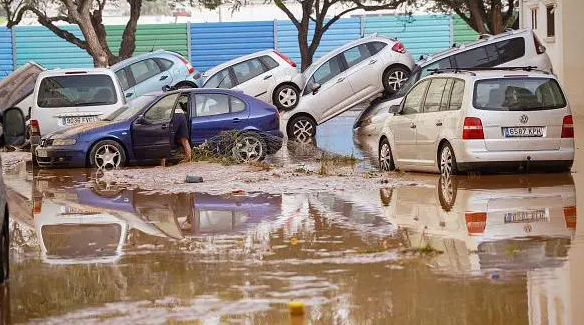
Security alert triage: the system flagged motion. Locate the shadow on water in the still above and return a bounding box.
[3,167,580,323]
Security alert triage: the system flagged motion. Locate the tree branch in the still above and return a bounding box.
[274,0,300,27]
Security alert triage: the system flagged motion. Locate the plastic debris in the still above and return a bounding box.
[288,301,305,316]
[232,189,245,194]
[185,175,203,183]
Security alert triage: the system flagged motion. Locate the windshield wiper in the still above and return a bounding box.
[71,101,109,107]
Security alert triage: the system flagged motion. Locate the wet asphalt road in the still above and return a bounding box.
[1,113,583,324]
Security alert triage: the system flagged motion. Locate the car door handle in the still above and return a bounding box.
[161,124,167,130]
[337,77,345,83]
[125,92,133,98]
[160,75,168,81]
[369,59,377,65]
[436,121,443,126]
[233,118,241,123]
[263,75,273,80]
[410,124,417,129]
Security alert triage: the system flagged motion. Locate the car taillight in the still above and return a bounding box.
[33,197,42,215]
[533,32,546,54]
[274,51,297,68]
[465,212,487,235]
[462,117,484,140]
[561,115,574,138]
[173,53,195,74]
[391,42,406,54]
[30,119,40,136]
[564,206,577,229]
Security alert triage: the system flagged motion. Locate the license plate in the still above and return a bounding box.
[36,148,48,158]
[504,209,549,223]
[63,116,99,126]
[504,127,544,137]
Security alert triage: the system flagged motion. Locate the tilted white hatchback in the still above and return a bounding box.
[281,34,414,141]
[378,69,574,174]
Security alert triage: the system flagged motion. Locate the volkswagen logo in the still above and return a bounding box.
[519,114,529,124]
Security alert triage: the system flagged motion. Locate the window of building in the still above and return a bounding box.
[531,8,538,30]
[546,5,555,37]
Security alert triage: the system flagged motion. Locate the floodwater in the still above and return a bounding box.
[1,114,583,324]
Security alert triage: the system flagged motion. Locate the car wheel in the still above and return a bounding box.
[0,214,9,282]
[383,66,410,95]
[439,142,458,176]
[438,173,458,212]
[273,84,299,111]
[378,138,395,171]
[287,116,316,142]
[89,140,126,170]
[232,133,267,163]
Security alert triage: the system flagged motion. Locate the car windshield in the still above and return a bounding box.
[473,78,567,111]
[37,74,118,108]
[393,65,421,98]
[103,95,157,121]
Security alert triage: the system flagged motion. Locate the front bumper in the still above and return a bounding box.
[264,130,284,154]
[35,146,86,168]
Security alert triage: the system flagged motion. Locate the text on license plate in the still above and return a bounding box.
[504,127,544,137]
[63,116,99,126]
[36,148,48,158]
[504,209,549,223]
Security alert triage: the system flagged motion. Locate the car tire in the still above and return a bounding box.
[89,140,126,170]
[0,213,9,282]
[232,132,267,163]
[287,115,316,142]
[439,142,458,176]
[438,174,458,212]
[382,66,410,95]
[273,84,300,111]
[378,138,395,171]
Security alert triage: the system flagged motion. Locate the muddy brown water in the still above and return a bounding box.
[1,115,583,324]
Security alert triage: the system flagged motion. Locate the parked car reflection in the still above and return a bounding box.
[381,173,577,275]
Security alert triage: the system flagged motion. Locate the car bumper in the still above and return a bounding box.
[264,130,283,154]
[35,146,86,168]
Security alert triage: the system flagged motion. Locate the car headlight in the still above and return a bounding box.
[52,139,77,146]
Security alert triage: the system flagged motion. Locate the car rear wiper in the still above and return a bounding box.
[71,101,109,106]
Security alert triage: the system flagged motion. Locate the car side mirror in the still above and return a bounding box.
[135,116,149,125]
[389,105,402,114]
[1,108,26,147]
[310,82,321,95]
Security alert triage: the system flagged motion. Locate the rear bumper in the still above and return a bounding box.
[35,147,86,168]
[453,139,575,162]
[457,160,573,172]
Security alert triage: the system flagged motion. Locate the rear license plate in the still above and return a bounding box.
[36,148,48,158]
[504,209,549,223]
[504,127,544,137]
[63,116,99,126]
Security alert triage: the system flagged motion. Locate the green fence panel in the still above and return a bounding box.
[452,16,479,44]
[105,24,188,57]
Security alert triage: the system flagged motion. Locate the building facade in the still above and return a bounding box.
[520,0,584,116]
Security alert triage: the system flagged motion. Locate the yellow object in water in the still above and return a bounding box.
[288,301,305,316]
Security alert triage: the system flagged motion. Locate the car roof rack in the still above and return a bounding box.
[428,66,548,76]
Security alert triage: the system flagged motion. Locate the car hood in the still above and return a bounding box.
[46,121,121,139]
[353,95,402,129]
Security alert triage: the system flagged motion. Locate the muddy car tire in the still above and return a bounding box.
[0,214,9,281]
[438,174,458,211]
[89,140,126,170]
[378,138,395,171]
[273,84,299,111]
[232,133,267,163]
[287,115,316,142]
[382,66,410,95]
[439,142,458,176]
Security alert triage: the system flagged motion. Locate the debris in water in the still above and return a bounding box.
[185,175,204,183]
[289,301,305,316]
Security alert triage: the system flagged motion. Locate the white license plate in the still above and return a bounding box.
[504,127,544,137]
[36,148,48,158]
[63,116,99,126]
[504,209,549,223]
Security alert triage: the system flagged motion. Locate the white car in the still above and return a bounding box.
[354,29,554,139]
[202,50,301,111]
[378,68,574,174]
[281,34,414,141]
[30,68,126,152]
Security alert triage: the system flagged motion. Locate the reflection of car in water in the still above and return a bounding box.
[381,173,577,274]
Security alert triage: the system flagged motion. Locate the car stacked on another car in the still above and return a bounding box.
[280,34,414,141]
[202,49,301,111]
[378,67,574,174]
[110,49,202,101]
[354,28,553,137]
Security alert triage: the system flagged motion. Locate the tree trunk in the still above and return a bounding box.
[467,0,488,34]
[299,25,312,72]
[78,15,109,67]
[117,0,143,62]
[489,1,504,34]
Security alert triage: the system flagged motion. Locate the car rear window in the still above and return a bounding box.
[37,74,117,108]
[473,78,567,111]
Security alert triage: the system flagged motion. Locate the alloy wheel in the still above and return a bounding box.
[234,135,264,162]
[278,88,298,108]
[387,70,408,91]
[95,144,121,170]
[440,146,453,176]
[379,142,393,171]
[292,120,314,142]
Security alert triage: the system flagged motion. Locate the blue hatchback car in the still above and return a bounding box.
[35,88,283,168]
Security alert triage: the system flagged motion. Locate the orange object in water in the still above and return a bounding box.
[289,301,305,316]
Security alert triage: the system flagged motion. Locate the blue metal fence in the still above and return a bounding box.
[276,18,361,66]
[0,28,13,79]
[190,21,275,72]
[364,15,452,60]
[14,25,93,69]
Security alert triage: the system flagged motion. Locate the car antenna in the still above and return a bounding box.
[150,39,158,52]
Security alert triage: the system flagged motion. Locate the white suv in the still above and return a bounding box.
[281,34,414,141]
[378,68,574,174]
[202,50,301,111]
